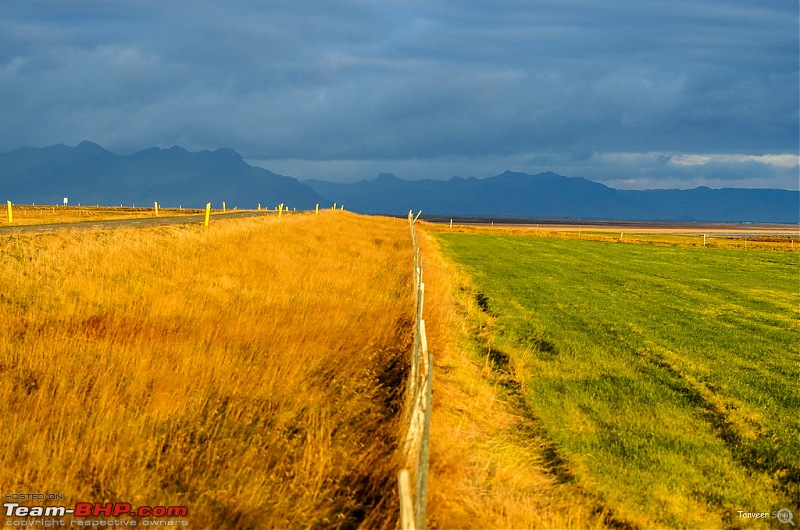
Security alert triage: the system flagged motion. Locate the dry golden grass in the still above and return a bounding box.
[3,204,203,226]
[417,229,617,529]
[0,211,414,528]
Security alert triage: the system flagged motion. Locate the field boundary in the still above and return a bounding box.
[424,220,799,252]
[398,210,433,530]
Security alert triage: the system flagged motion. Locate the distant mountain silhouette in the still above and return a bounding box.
[2,145,796,222]
[0,141,328,209]
[306,171,799,223]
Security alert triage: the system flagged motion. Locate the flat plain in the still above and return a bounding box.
[436,232,799,528]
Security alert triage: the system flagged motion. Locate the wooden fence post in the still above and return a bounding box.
[414,351,433,530]
[419,319,428,374]
[398,470,415,530]
[204,202,211,227]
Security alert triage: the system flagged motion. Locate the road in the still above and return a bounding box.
[0,211,276,234]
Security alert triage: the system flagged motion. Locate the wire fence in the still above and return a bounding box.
[398,209,433,530]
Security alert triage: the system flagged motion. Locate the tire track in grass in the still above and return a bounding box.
[637,340,799,500]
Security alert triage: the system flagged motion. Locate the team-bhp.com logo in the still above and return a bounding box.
[4,502,188,526]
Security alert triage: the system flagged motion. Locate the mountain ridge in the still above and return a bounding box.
[0,142,328,209]
[305,170,799,223]
[1,142,797,222]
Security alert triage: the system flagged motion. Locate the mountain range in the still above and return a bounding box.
[307,172,799,223]
[0,141,328,210]
[1,142,797,223]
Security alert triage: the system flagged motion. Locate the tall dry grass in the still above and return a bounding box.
[0,212,414,528]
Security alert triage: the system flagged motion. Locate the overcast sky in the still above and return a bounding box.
[2,0,798,189]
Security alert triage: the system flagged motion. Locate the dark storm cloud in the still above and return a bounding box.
[1,0,797,187]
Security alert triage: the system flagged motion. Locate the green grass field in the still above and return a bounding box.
[436,234,799,528]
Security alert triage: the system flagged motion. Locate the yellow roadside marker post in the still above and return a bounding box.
[204,202,211,227]
[6,201,12,224]
[154,201,159,216]
[278,203,283,219]
[315,203,319,214]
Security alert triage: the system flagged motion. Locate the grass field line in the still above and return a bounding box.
[422,218,800,236]
[422,220,800,252]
